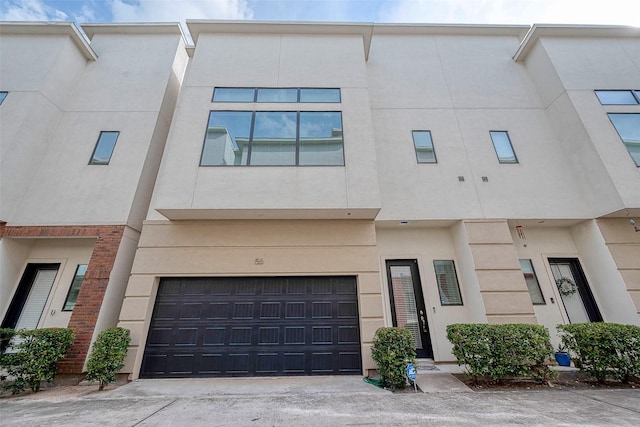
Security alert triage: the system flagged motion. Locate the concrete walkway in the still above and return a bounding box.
[2,373,640,426]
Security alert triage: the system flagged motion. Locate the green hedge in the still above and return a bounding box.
[371,327,416,390]
[1,328,75,394]
[558,323,640,383]
[86,327,131,390]
[446,323,556,383]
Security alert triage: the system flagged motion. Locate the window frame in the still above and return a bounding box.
[519,259,545,305]
[433,260,463,306]
[62,264,87,312]
[412,130,437,164]
[199,110,345,167]
[89,131,120,165]
[595,90,640,105]
[489,130,519,164]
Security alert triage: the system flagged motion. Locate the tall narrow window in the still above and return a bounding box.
[0,91,8,105]
[490,131,518,164]
[62,265,87,311]
[412,131,437,163]
[519,259,545,305]
[433,260,463,305]
[89,131,119,165]
[608,113,640,166]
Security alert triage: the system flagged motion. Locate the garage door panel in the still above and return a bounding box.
[141,276,361,378]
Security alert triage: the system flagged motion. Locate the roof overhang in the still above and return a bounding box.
[514,24,640,62]
[81,22,186,44]
[373,23,529,39]
[187,20,374,60]
[0,21,97,61]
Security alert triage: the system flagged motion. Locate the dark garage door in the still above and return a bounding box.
[141,276,362,378]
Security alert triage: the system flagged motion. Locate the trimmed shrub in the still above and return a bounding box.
[85,327,131,390]
[558,323,640,383]
[446,323,556,383]
[371,327,416,390]
[2,328,75,394]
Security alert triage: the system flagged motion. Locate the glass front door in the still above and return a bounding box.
[386,260,433,358]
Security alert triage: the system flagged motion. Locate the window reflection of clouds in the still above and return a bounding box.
[300,112,341,138]
[253,112,297,138]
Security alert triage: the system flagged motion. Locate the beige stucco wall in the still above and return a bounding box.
[596,218,640,320]
[118,219,383,378]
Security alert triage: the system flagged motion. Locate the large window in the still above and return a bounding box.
[412,131,437,163]
[89,131,119,165]
[595,90,640,105]
[490,131,518,164]
[212,88,341,103]
[519,259,545,305]
[608,113,640,166]
[434,260,463,305]
[200,111,344,166]
[62,265,87,311]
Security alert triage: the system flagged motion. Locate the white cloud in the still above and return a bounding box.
[378,0,639,26]
[0,0,68,21]
[109,0,253,22]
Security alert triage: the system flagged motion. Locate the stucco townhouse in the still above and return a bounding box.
[1,20,639,381]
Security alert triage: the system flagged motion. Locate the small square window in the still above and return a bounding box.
[412,130,437,163]
[62,264,87,311]
[595,90,639,105]
[0,91,8,105]
[490,131,518,164]
[212,88,256,102]
[519,259,545,305]
[434,260,463,305]
[89,131,119,165]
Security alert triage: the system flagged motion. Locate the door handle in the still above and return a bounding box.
[419,310,427,333]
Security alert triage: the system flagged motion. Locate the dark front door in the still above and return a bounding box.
[548,258,602,323]
[386,260,433,358]
[141,276,362,378]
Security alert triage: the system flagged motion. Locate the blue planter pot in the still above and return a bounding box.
[555,352,571,367]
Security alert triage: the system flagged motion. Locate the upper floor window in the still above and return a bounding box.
[412,130,437,163]
[62,265,87,311]
[212,88,341,103]
[490,131,518,164]
[519,259,545,305]
[200,111,344,166]
[595,90,640,105]
[0,91,8,105]
[608,113,640,166]
[434,260,463,306]
[89,131,119,165]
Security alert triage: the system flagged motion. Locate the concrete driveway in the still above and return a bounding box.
[1,375,640,426]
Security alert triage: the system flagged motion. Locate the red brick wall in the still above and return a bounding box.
[4,225,126,373]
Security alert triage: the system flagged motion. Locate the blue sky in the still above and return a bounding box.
[1,0,638,28]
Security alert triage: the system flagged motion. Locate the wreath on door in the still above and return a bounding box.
[556,277,578,296]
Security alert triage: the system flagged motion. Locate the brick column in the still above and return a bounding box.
[4,225,126,373]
